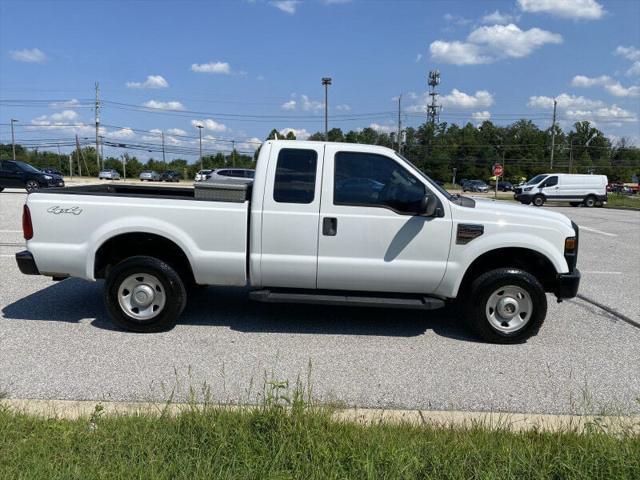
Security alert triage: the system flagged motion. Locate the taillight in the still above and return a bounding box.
[22,204,33,240]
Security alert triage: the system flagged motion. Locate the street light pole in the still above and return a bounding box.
[10,118,18,160]
[196,125,204,170]
[322,77,332,140]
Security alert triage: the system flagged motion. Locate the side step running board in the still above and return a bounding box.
[249,289,445,310]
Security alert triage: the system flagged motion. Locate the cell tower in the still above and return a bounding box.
[427,70,441,126]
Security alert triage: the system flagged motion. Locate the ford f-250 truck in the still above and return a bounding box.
[16,140,580,343]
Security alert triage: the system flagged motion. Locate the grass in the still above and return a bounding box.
[1,386,639,480]
[605,193,640,210]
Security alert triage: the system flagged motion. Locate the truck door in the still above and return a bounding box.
[540,175,559,198]
[316,146,452,294]
[259,144,324,289]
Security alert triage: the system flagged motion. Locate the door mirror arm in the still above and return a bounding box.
[419,195,442,217]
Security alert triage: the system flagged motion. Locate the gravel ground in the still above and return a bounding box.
[1,190,638,414]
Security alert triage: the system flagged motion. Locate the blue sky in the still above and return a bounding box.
[1,0,639,161]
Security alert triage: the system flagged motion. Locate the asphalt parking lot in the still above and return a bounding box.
[1,188,639,415]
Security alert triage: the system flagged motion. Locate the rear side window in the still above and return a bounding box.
[273,149,317,204]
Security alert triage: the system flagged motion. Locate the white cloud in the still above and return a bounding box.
[471,111,491,123]
[415,53,422,62]
[167,128,187,136]
[9,48,47,63]
[281,100,297,110]
[270,1,299,14]
[430,41,490,65]
[571,75,611,87]
[109,127,136,139]
[191,119,227,132]
[571,75,639,97]
[50,110,78,122]
[527,93,604,109]
[49,98,81,108]
[126,75,169,89]
[143,100,185,110]
[336,104,351,111]
[368,123,396,134]
[407,89,494,113]
[237,137,263,151]
[190,62,231,74]
[300,94,323,112]
[517,0,604,20]
[443,13,472,27]
[322,0,352,4]
[430,23,561,65]
[468,23,562,58]
[614,46,640,76]
[604,82,640,98]
[279,127,310,139]
[481,10,518,24]
[566,105,637,123]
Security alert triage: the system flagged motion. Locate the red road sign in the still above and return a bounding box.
[493,164,503,176]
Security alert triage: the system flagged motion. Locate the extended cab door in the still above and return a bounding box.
[316,146,452,294]
[259,144,324,289]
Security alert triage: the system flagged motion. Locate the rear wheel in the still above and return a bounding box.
[464,268,547,344]
[532,194,545,206]
[584,195,596,208]
[104,255,187,332]
[25,180,39,192]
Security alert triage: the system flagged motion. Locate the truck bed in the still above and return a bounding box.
[25,185,250,286]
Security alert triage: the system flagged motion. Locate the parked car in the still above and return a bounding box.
[41,168,64,177]
[195,169,212,182]
[99,169,121,180]
[206,168,255,181]
[607,183,633,195]
[0,160,65,192]
[497,181,513,192]
[514,174,608,207]
[462,180,490,193]
[161,170,181,182]
[16,140,580,344]
[139,170,161,182]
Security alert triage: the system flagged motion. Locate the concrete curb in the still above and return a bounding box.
[2,398,638,433]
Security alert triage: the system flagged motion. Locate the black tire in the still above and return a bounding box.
[570,202,581,207]
[0,187,4,192]
[584,195,596,208]
[464,268,547,344]
[520,200,531,205]
[25,180,40,192]
[104,255,187,332]
[532,194,545,207]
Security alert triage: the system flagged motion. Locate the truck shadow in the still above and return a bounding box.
[2,278,477,341]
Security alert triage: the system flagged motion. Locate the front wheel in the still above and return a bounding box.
[104,255,187,332]
[464,268,547,344]
[532,194,545,206]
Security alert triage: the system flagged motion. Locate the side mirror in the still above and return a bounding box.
[419,195,439,217]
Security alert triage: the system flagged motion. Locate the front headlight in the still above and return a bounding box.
[44,175,53,180]
[524,186,533,191]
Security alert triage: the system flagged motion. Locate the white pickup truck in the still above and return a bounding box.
[16,140,580,343]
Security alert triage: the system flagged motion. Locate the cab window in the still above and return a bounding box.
[273,148,318,204]
[334,152,425,214]
[543,176,558,187]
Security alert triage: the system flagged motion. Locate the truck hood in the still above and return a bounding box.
[465,197,573,229]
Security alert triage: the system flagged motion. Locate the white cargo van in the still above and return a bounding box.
[514,173,607,207]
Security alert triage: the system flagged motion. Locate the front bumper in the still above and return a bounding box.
[16,250,40,275]
[555,269,581,299]
[45,178,65,187]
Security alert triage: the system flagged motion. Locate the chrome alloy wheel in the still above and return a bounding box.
[117,273,166,321]
[485,285,533,333]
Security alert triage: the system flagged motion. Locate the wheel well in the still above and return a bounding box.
[94,233,195,284]
[459,248,558,294]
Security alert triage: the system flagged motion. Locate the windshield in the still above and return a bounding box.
[527,174,548,185]
[15,161,42,173]
[397,153,452,200]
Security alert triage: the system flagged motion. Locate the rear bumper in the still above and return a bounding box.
[16,250,40,275]
[554,269,581,299]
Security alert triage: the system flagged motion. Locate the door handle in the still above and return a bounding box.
[322,217,337,236]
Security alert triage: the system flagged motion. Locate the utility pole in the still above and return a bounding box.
[56,144,62,171]
[10,118,18,160]
[397,94,402,153]
[69,154,73,178]
[231,140,236,167]
[161,131,166,163]
[550,99,557,171]
[322,77,332,140]
[95,82,100,172]
[122,155,127,179]
[427,70,441,126]
[196,125,204,170]
[452,167,457,186]
[569,140,573,174]
[99,136,104,164]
